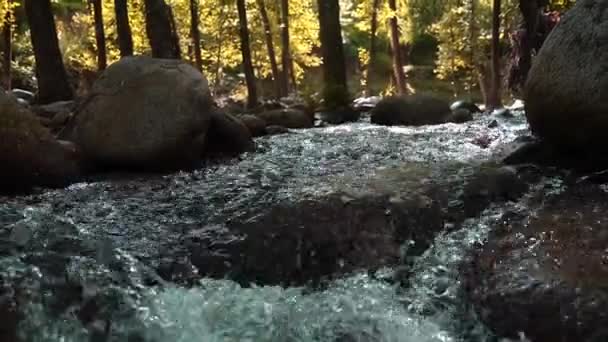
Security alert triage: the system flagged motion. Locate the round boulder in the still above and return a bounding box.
[257,108,313,129]
[524,0,608,154]
[371,94,451,126]
[0,92,82,194]
[66,56,213,170]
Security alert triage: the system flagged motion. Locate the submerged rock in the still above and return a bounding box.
[64,56,213,171]
[170,163,450,286]
[371,94,451,126]
[257,108,313,129]
[466,179,608,341]
[524,0,608,156]
[461,164,528,217]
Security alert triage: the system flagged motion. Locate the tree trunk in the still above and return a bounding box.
[114,0,134,57]
[388,0,407,95]
[316,0,350,110]
[236,0,258,109]
[24,0,72,104]
[91,0,107,70]
[189,0,202,71]
[257,0,281,98]
[279,0,292,96]
[488,0,502,110]
[365,0,381,96]
[2,7,12,90]
[214,3,227,87]
[514,0,542,91]
[143,0,181,59]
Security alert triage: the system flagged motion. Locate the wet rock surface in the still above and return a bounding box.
[466,177,608,341]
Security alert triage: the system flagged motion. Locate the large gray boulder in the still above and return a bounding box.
[65,57,213,170]
[371,94,451,126]
[524,0,608,154]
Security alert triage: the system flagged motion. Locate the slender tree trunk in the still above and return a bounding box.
[189,0,203,71]
[488,0,502,109]
[24,0,72,104]
[365,0,381,96]
[279,0,292,96]
[517,0,540,90]
[91,0,107,70]
[143,0,181,59]
[388,0,407,95]
[317,0,350,111]
[257,0,281,98]
[468,0,477,98]
[114,0,133,57]
[2,7,12,90]
[214,3,227,87]
[236,0,258,109]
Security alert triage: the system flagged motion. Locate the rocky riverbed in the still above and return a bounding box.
[1,109,604,341]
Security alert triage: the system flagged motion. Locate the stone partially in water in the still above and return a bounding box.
[237,114,267,137]
[447,109,474,124]
[465,179,608,341]
[65,56,213,171]
[204,109,255,157]
[461,164,528,217]
[524,0,608,157]
[371,94,451,127]
[450,100,481,113]
[257,108,313,129]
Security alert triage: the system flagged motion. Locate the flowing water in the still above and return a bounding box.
[0,111,539,341]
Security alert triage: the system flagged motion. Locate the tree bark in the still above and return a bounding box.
[91,0,107,70]
[114,0,134,57]
[2,7,12,90]
[257,0,281,98]
[143,0,181,59]
[279,0,292,96]
[236,0,258,109]
[388,0,407,95]
[189,0,203,71]
[316,0,350,110]
[24,0,73,104]
[365,0,381,96]
[488,0,502,109]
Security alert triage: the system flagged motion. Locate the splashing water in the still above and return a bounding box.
[0,112,535,341]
